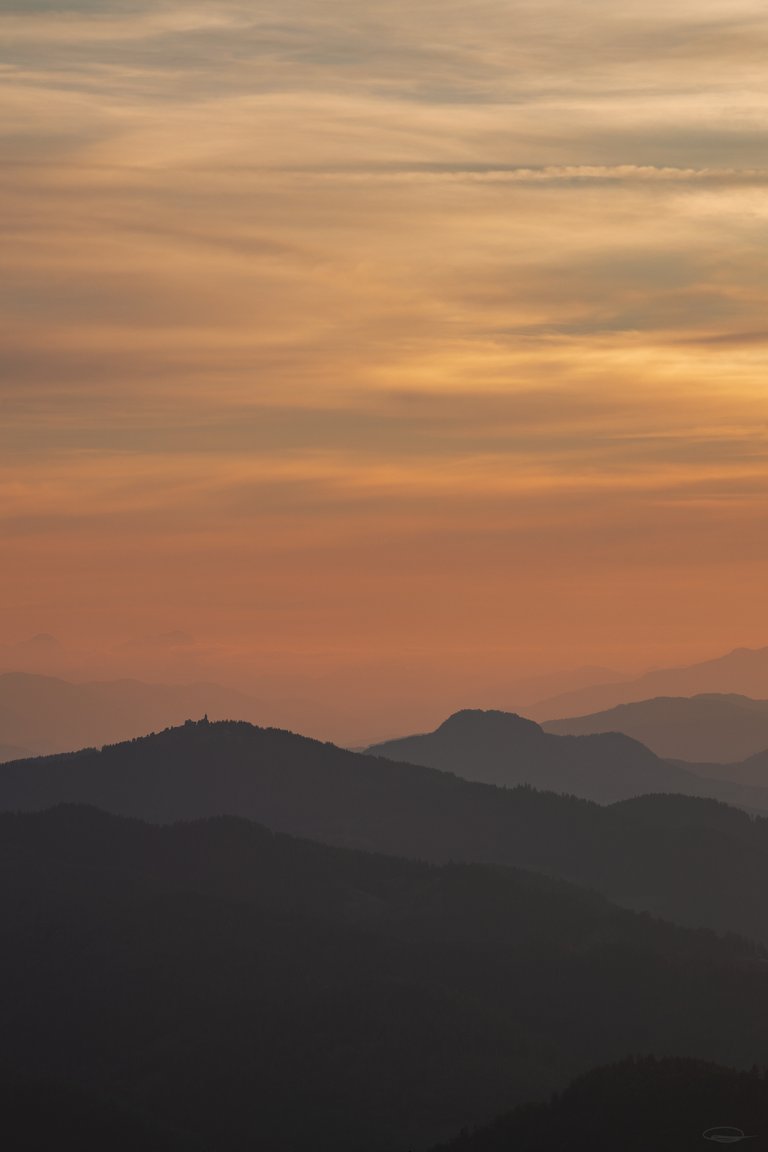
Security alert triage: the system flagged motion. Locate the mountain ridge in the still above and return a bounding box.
[526,646,768,720]
[428,1057,768,1152]
[366,708,768,811]
[543,694,768,764]
[3,803,768,1151]
[5,719,768,944]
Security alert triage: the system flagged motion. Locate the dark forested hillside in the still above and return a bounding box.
[429,1057,768,1152]
[4,721,768,944]
[0,1077,204,1152]
[2,806,768,1151]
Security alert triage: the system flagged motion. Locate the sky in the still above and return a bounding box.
[2,0,768,740]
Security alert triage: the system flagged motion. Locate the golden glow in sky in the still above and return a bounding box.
[2,0,768,739]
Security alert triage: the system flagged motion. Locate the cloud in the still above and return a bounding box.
[3,0,768,707]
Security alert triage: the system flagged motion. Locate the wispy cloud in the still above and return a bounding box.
[3,0,768,720]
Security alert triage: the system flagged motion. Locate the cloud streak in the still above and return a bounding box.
[2,0,768,732]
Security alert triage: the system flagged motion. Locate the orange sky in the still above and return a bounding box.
[3,0,768,741]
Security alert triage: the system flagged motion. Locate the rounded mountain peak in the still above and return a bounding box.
[436,709,543,739]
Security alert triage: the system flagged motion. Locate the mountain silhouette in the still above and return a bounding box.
[428,1057,768,1151]
[526,645,768,721]
[366,708,768,810]
[4,720,768,943]
[3,805,768,1151]
[0,671,261,760]
[543,694,768,763]
[678,747,768,790]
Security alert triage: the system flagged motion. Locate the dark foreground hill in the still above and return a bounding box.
[5,720,768,943]
[366,709,768,811]
[542,694,768,764]
[429,1057,768,1152]
[0,1077,204,1152]
[3,806,768,1151]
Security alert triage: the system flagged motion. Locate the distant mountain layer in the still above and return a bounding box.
[0,671,261,760]
[3,805,768,1152]
[526,645,768,720]
[366,709,768,811]
[710,747,768,788]
[430,1057,768,1152]
[5,720,768,944]
[543,694,768,764]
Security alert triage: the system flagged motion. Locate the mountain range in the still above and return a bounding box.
[525,645,768,720]
[703,747,768,788]
[3,804,768,1152]
[367,708,768,810]
[543,694,768,765]
[6,644,768,762]
[5,719,768,944]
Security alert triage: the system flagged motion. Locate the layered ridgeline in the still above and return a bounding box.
[367,709,768,810]
[524,645,768,722]
[4,720,768,943]
[3,806,768,1152]
[429,1058,768,1152]
[543,694,768,766]
[709,748,768,789]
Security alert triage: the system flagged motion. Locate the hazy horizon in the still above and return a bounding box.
[5,633,768,746]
